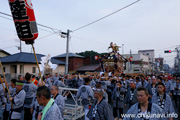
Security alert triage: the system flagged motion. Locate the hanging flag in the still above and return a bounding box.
[8,0,38,44]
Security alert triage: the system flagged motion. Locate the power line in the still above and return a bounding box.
[0,11,62,33]
[155,45,178,51]
[36,32,58,40]
[0,12,64,40]
[72,0,140,32]
[0,15,12,21]
[37,23,60,32]
[0,12,11,17]
[0,14,57,34]
[38,28,55,33]
[69,39,74,53]
[1,45,19,49]
[72,35,106,46]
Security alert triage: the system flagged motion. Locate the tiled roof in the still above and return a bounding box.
[53,53,84,58]
[0,52,65,65]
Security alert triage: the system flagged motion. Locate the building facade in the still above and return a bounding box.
[0,52,65,82]
[123,53,150,74]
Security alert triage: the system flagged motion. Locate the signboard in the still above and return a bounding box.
[8,0,38,44]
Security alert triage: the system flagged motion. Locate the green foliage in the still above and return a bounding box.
[140,59,144,67]
[76,50,108,57]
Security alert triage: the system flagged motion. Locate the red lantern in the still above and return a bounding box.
[95,55,98,60]
[8,0,38,44]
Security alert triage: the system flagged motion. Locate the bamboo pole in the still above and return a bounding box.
[0,60,13,108]
[31,44,44,85]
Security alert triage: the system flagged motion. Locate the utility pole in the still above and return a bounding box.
[122,44,124,55]
[152,59,153,73]
[20,40,22,52]
[65,30,70,74]
[130,49,132,72]
[15,39,22,52]
[174,46,180,71]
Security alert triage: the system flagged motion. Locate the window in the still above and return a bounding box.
[146,53,149,55]
[32,67,36,73]
[20,65,23,73]
[3,67,5,72]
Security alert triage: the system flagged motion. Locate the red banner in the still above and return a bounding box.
[8,0,38,43]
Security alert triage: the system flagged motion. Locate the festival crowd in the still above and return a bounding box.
[0,71,179,120]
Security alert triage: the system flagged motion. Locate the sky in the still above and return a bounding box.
[0,0,180,67]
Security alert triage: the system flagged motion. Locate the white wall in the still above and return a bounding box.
[138,50,155,62]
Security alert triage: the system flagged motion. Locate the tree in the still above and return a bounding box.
[76,50,108,57]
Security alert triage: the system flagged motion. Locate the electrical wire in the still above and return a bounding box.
[0,15,12,21]
[0,12,63,40]
[38,28,56,33]
[0,11,62,33]
[1,45,19,49]
[0,12,11,17]
[155,45,178,51]
[72,35,106,47]
[72,0,140,32]
[69,39,74,53]
[0,15,58,34]
[36,32,58,40]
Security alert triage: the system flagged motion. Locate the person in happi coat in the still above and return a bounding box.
[121,76,128,94]
[53,73,59,82]
[157,76,163,83]
[9,80,26,120]
[31,96,44,120]
[151,83,175,120]
[50,86,65,118]
[37,86,63,120]
[107,78,116,103]
[77,75,84,87]
[100,77,109,102]
[95,82,108,103]
[0,75,6,105]
[87,88,114,120]
[140,75,149,88]
[89,76,96,88]
[173,79,180,110]
[136,77,142,88]
[31,81,45,120]
[3,79,16,120]
[125,80,138,108]
[67,73,78,88]
[53,77,65,87]
[45,74,52,89]
[76,77,94,120]
[111,81,126,120]
[123,87,163,120]
[162,75,173,96]
[17,75,25,83]
[147,77,158,101]
[23,72,38,120]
